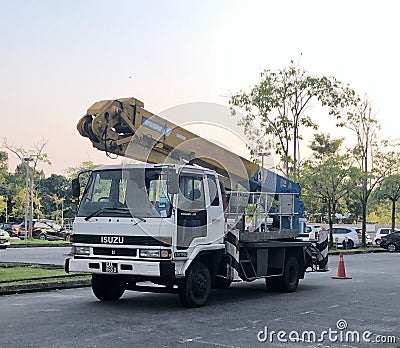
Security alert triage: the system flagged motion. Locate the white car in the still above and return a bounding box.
[355,228,372,245]
[328,226,362,249]
[298,225,322,241]
[0,228,11,249]
[374,228,398,245]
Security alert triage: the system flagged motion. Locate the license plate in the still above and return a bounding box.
[102,262,118,273]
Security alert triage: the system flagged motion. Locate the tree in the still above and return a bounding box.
[341,97,400,246]
[2,140,51,237]
[299,134,351,247]
[374,174,400,231]
[230,62,357,180]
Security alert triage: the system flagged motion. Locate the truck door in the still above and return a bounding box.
[205,174,224,244]
[176,174,207,249]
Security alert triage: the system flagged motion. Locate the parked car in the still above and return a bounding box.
[0,228,11,249]
[0,222,19,237]
[298,225,323,241]
[374,228,397,245]
[17,219,70,241]
[328,226,362,249]
[355,228,372,245]
[380,231,400,252]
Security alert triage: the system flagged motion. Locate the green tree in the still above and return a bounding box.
[300,140,351,247]
[374,174,400,231]
[230,62,357,180]
[341,97,400,246]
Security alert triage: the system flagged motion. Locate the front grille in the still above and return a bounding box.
[93,247,137,257]
[74,234,168,246]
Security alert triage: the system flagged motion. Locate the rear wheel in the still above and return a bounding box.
[266,256,300,293]
[375,239,381,245]
[387,243,397,252]
[39,233,47,240]
[343,239,354,249]
[179,262,211,307]
[92,274,125,301]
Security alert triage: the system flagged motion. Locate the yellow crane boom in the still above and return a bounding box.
[77,97,260,187]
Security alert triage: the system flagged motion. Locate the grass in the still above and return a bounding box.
[11,238,70,245]
[0,265,89,287]
[0,266,68,282]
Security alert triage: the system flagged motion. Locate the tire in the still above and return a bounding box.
[265,256,300,293]
[214,277,232,289]
[39,233,47,240]
[92,274,125,301]
[387,243,397,252]
[375,239,381,245]
[179,262,211,308]
[343,240,354,249]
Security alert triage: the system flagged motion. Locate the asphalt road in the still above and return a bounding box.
[0,253,399,348]
[0,246,71,265]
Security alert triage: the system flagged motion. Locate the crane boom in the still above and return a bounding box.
[77,97,301,195]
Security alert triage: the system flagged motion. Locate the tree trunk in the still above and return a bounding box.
[361,201,367,248]
[391,199,396,232]
[327,201,334,248]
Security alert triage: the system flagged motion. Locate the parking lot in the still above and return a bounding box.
[0,252,399,347]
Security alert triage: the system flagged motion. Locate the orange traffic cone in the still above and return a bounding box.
[331,252,352,279]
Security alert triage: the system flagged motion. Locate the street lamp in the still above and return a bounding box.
[23,157,34,243]
[257,151,271,181]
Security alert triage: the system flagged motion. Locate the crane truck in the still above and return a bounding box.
[65,97,328,307]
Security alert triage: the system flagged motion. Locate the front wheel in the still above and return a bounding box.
[387,243,397,252]
[179,262,211,307]
[92,274,125,301]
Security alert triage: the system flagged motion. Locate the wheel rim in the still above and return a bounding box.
[388,244,396,252]
[192,271,207,297]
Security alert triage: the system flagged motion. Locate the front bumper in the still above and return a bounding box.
[66,258,175,278]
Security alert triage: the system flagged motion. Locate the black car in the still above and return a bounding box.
[380,231,400,252]
[17,220,70,241]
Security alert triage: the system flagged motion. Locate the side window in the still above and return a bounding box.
[206,174,220,206]
[179,175,205,210]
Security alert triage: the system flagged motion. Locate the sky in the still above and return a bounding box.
[1,0,399,176]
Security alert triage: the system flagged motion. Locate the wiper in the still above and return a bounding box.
[85,207,131,221]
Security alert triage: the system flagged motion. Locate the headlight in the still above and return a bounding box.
[72,246,90,256]
[139,249,171,259]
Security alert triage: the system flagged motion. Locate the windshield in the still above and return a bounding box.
[77,168,172,218]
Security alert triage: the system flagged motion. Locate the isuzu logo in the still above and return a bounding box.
[101,236,124,244]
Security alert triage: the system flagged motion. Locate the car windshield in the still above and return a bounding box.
[77,168,172,219]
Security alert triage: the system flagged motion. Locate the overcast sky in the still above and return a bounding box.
[1,0,399,175]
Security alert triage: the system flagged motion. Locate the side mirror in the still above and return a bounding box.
[72,178,80,198]
[167,171,179,194]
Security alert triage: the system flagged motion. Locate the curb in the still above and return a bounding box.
[328,248,387,255]
[0,279,91,295]
[9,243,71,248]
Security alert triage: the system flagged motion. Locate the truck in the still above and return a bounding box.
[65,97,328,307]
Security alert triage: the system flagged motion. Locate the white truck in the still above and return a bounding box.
[65,97,328,307]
